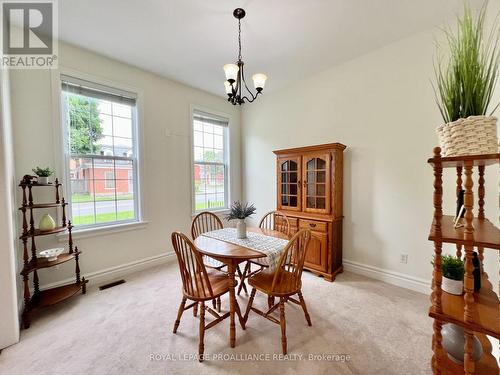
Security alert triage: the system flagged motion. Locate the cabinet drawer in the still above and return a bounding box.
[285,217,298,228]
[299,219,327,232]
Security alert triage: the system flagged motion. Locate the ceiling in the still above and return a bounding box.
[59,0,478,97]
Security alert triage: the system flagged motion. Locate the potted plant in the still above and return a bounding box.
[433,2,500,156]
[225,201,256,239]
[440,255,465,295]
[32,166,54,185]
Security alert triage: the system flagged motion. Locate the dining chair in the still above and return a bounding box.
[243,229,312,355]
[191,211,228,312]
[237,211,291,298]
[171,231,231,362]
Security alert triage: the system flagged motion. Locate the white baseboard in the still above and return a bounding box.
[40,252,176,290]
[343,259,431,295]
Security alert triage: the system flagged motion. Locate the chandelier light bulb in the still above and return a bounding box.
[223,64,239,83]
[252,73,267,91]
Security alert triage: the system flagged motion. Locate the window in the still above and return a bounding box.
[192,110,229,212]
[61,76,140,228]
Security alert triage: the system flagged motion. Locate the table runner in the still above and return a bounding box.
[201,228,289,270]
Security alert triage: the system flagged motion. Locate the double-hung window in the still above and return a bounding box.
[192,110,229,212]
[61,76,140,228]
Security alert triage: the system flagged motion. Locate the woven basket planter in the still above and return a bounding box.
[436,116,498,157]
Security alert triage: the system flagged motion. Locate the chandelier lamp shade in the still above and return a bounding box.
[223,8,267,105]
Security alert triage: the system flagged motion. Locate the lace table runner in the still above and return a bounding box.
[201,228,289,270]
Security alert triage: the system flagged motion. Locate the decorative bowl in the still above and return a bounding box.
[39,248,64,261]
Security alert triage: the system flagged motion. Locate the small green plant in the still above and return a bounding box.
[32,166,54,177]
[441,255,465,281]
[433,1,500,123]
[225,201,256,221]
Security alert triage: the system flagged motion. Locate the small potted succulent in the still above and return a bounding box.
[225,201,256,239]
[32,166,54,185]
[440,255,465,295]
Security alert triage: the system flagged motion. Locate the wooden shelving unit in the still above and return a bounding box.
[19,175,88,329]
[428,149,499,375]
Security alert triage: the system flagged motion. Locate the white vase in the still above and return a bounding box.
[39,214,56,231]
[442,276,463,295]
[37,176,49,184]
[236,219,247,239]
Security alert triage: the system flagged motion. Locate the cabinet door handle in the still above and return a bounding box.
[309,223,317,228]
[297,180,301,188]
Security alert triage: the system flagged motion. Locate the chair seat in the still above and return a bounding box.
[203,255,225,269]
[185,269,230,300]
[249,269,301,296]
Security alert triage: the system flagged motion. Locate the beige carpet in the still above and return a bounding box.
[0,263,432,375]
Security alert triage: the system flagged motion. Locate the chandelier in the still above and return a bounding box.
[223,8,267,105]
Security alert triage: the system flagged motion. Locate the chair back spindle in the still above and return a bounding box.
[271,229,311,294]
[259,211,290,237]
[171,232,214,299]
[191,211,223,239]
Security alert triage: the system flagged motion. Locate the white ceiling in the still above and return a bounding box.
[59,0,478,97]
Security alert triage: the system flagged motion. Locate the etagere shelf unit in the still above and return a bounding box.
[428,148,499,375]
[19,175,87,329]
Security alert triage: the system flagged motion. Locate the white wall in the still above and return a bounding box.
[9,42,242,287]
[0,70,20,348]
[241,28,499,290]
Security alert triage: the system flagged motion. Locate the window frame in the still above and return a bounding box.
[58,73,143,230]
[190,107,231,215]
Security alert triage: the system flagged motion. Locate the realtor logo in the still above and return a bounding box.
[1,0,58,68]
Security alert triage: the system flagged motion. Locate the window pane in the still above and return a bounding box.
[194,147,203,162]
[213,125,223,135]
[214,135,223,149]
[203,132,214,148]
[99,113,113,136]
[96,188,117,223]
[117,185,135,221]
[194,131,203,147]
[114,137,133,157]
[113,116,132,138]
[95,135,114,156]
[194,120,203,132]
[71,200,96,226]
[115,160,133,179]
[112,102,132,118]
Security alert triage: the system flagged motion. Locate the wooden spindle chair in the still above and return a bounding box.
[243,229,312,355]
[237,211,290,297]
[191,211,228,312]
[171,232,231,362]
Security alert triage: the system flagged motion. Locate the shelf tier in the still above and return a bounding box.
[20,226,68,239]
[21,252,80,275]
[429,216,500,250]
[19,182,62,187]
[19,202,67,209]
[427,153,499,168]
[437,332,499,375]
[27,281,87,311]
[429,274,499,339]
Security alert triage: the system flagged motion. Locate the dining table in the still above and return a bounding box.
[193,226,289,348]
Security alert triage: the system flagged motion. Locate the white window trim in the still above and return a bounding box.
[189,105,232,215]
[50,68,147,235]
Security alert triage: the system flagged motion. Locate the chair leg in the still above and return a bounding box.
[212,298,217,310]
[298,290,312,326]
[268,295,275,309]
[198,302,205,362]
[244,288,257,323]
[193,302,198,317]
[217,297,221,312]
[173,296,187,333]
[279,297,287,355]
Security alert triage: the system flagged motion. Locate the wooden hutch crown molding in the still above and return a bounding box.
[273,142,346,281]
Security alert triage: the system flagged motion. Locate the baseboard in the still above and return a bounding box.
[40,252,176,290]
[343,259,431,295]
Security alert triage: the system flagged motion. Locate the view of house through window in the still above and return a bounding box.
[193,111,229,212]
[62,77,139,227]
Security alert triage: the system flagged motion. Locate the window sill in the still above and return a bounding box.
[191,209,230,218]
[57,221,148,242]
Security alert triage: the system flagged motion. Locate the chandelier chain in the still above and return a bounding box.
[238,18,242,61]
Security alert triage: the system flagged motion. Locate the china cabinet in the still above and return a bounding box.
[273,143,345,281]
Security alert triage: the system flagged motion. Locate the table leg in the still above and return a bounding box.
[227,262,237,348]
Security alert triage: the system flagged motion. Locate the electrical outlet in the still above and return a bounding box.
[400,254,408,264]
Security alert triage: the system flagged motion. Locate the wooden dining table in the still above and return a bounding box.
[193,227,289,348]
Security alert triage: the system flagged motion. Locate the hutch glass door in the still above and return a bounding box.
[277,157,301,211]
[302,153,331,214]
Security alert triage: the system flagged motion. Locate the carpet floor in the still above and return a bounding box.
[0,263,432,375]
